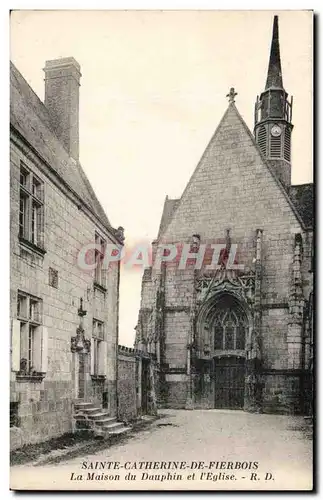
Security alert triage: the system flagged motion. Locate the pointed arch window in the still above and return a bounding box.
[213,307,246,351]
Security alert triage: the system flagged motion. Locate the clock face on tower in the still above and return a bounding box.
[271,124,282,137]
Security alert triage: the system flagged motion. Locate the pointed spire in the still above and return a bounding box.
[265,15,284,90]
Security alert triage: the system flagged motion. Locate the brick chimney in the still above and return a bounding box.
[43,57,81,161]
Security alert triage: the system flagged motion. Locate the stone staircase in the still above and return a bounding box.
[73,401,131,438]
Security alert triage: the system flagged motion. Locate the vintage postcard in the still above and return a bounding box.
[9,10,313,491]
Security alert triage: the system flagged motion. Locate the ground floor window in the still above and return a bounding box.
[11,291,48,376]
[14,292,45,374]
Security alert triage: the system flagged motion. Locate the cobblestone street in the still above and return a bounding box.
[10,409,313,491]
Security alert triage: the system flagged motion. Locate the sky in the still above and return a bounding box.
[10,10,313,346]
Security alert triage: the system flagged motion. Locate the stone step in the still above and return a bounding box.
[88,411,110,420]
[102,421,125,432]
[82,407,102,415]
[74,402,96,410]
[72,401,130,439]
[109,426,131,436]
[94,424,131,437]
[94,417,117,427]
[75,420,92,430]
[74,414,88,421]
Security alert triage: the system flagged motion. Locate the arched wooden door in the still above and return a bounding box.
[211,296,248,409]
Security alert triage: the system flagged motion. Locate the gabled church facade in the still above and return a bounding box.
[135,16,313,415]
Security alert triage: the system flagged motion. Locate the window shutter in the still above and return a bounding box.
[284,128,291,162]
[90,338,95,375]
[270,135,282,158]
[98,341,108,376]
[41,326,48,373]
[11,320,21,372]
[257,126,267,156]
[33,327,42,372]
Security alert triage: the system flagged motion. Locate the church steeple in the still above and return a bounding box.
[265,15,283,90]
[254,15,293,189]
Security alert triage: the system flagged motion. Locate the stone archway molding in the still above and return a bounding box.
[195,289,253,359]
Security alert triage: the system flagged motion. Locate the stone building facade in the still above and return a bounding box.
[10,58,124,449]
[135,17,313,414]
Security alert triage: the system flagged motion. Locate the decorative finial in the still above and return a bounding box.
[78,297,87,317]
[226,87,237,103]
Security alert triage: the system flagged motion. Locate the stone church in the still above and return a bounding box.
[135,16,313,414]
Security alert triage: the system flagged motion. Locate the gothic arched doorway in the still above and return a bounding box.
[208,295,248,409]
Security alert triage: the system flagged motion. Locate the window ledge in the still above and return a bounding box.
[19,237,46,257]
[93,282,107,294]
[91,375,106,381]
[213,349,246,358]
[16,372,45,383]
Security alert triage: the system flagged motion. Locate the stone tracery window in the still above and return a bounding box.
[213,301,247,351]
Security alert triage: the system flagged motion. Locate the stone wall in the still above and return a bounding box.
[10,138,119,450]
[117,346,159,421]
[117,353,137,422]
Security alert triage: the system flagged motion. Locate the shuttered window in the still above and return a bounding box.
[284,127,291,162]
[270,135,282,158]
[257,126,267,156]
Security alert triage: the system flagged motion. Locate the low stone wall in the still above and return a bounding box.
[262,372,307,415]
[117,353,137,422]
[10,380,74,451]
[117,345,158,422]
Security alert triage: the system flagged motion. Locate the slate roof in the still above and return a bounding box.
[155,103,313,239]
[289,183,314,228]
[265,15,284,90]
[10,62,112,231]
[157,196,180,239]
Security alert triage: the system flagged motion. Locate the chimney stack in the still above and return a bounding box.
[44,57,81,161]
